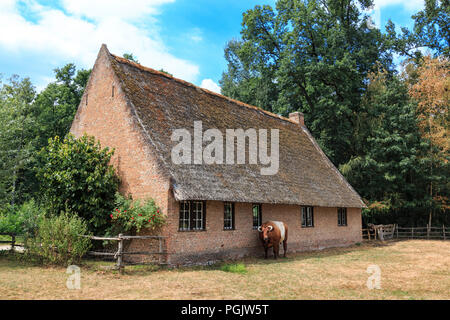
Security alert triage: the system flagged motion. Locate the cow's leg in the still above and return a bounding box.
[264,247,268,259]
[273,243,279,259]
[283,226,288,258]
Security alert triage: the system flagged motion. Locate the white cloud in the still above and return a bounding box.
[373,0,424,12]
[62,0,174,21]
[363,0,424,30]
[190,35,203,43]
[200,79,221,94]
[187,27,203,43]
[0,0,199,83]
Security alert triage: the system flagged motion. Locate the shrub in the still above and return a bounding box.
[37,134,120,234]
[0,206,22,235]
[27,212,92,265]
[107,192,165,234]
[0,199,42,237]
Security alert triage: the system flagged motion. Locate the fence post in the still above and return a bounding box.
[11,234,15,252]
[443,225,446,240]
[117,233,124,274]
[158,237,163,265]
[395,224,398,239]
[427,224,430,239]
[411,227,414,239]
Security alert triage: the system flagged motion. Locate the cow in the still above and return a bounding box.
[257,221,288,259]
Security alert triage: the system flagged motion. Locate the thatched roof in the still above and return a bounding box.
[102,45,365,208]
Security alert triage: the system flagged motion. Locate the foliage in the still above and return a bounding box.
[0,199,43,237]
[123,53,139,63]
[158,69,173,76]
[37,134,120,234]
[221,0,449,226]
[107,192,165,234]
[26,212,92,265]
[408,55,450,223]
[33,64,91,148]
[0,64,90,208]
[409,55,449,158]
[220,0,395,165]
[386,0,449,59]
[0,76,38,206]
[341,67,448,226]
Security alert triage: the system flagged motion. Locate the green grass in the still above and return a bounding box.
[220,263,248,274]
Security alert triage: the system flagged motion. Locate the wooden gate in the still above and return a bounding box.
[82,234,167,273]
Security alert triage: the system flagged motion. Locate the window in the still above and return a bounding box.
[301,206,314,227]
[338,208,347,226]
[252,204,262,230]
[179,200,206,231]
[224,202,235,230]
[179,201,191,230]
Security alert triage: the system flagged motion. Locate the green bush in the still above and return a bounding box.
[27,212,92,265]
[0,206,22,235]
[0,199,42,237]
[37,134,120,234]
[107,192,165,234]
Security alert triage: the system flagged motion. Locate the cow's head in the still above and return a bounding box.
[258,224,273,242]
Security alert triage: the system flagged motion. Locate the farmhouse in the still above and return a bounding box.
[70,44,366,265]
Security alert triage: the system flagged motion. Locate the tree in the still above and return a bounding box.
[34,64,91,149]
[408,55,450,225]
[37,134,120,234]
[341,68,448,226]
[220,0,395,166]
[0,64,90,208]
[409,55,449,156]
[0,76,38,205]
[386,0,449,59]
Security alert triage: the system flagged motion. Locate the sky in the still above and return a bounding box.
[0,0,426,93]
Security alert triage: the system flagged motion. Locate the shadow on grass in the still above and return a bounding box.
[0,250,45,270]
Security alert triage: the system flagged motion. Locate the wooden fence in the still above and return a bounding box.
[0,233,18,250]
[82,233,167,273]
[362,225,449,241]
[362,224,396,240]
[362,228,377,240]
[396,226,448,240]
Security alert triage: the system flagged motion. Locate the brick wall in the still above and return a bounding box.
[166,197,362,266]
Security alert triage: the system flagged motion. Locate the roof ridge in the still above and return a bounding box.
[110,53,297,125]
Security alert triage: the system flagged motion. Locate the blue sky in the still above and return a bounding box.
[0,0,425,93]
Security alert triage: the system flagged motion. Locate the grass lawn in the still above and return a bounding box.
[0,240,449,300]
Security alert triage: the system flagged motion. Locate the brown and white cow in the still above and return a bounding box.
[258,221,288,259]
